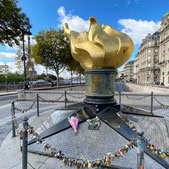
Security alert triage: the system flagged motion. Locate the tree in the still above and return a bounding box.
[32,28,70,87]
[0,0,31,47]
[66,56,79,85]
[65,57,85,84]
[75,64,85,83]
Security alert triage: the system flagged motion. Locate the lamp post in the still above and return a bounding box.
[21,28,31,90]
[21,30,27,89]
[5,64,8,92]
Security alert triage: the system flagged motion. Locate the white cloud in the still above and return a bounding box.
[60,70,71,78]
[57,6,90,32]
[118,19,161,45]
[35,64,48,74]
[7,62,21,73]
[0,52,17,59]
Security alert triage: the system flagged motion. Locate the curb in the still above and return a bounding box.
[0,92,17,96]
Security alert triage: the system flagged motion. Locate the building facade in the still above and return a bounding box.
[133,53,139,82]
[123,60,134,82]
[117,70,124,79]
[123,12,169,86]
[159,12,169,86]
[137,32,160,84]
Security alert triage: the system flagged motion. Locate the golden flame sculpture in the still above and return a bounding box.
[63,17,134,70]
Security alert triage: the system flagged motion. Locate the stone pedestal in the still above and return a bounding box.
[84,68,117,105]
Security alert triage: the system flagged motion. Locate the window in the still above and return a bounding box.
[154,71,158,75]
[154,63,158,68]
[148,42,151,47]
[154,56,158,60]
[148,49,151,54]
[168,77,169,84]
[148,63,151,67]
[147,56,151,62]
[163,45,166,52]
[154,49,158,53]
[147,77,150,81]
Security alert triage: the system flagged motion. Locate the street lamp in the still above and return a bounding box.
[5,64,8,92]
[13,22,32,90]
[20,27,32,90]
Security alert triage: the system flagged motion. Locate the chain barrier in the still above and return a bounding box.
[66,93,85,99]
[154,96,169,109]
[38,94,64,103]
[125,95,150,100]
[11,107,23,136]
[15,101,36,113]
[27,122,136,167]
[143,137,169,158]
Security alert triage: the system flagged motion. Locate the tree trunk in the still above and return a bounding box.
[56,70,59,87]
[71,71,73,86]
[80,74,81,84]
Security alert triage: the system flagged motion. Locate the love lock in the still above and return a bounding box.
[87,116,101,130]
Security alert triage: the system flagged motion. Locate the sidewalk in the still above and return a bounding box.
[0,91,17,96]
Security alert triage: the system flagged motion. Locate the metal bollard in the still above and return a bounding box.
[119,91,121,104]
[65,90,67,108]
[137,129,144,169]
[150,92,153,114]
[12,102,16,137]
[22,117,28,169]
[37,94,39,117]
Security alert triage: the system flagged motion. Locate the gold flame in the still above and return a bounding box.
[63,17,134,69]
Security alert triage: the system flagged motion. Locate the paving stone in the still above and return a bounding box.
[28,114,166,169]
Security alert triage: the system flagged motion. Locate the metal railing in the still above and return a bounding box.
[0,82,85,91]
[11,91,169,169]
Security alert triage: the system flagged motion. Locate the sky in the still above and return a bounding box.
[0,0,169,77]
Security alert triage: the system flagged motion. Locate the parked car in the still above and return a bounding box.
[33,80,47,84]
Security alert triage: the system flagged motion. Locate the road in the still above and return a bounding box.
[0,94,17,106]
[115,82,130,92]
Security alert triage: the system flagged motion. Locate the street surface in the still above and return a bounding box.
[0,94,17,106]
[115,82,130,92]
[0,82,129,147]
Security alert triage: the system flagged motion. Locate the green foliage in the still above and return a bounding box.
[0,73,24,83]
[0,0,32,47]
[32,28,68,71]
[0,73,65,83]
[32,28,71,86]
